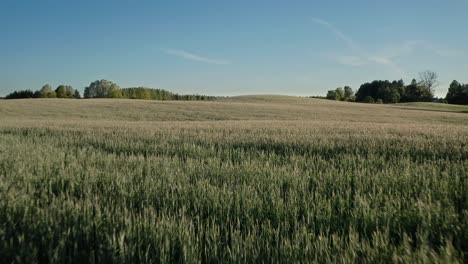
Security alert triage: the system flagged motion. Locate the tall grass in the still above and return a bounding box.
[0,98,467,263]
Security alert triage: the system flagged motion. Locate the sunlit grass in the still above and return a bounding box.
[0,96,467,263]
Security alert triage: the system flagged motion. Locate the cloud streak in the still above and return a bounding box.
[335,56,367,66]
[312,18,364,54]
[313,18,464,79]
[163,49,230,65]
[312,17,407,77]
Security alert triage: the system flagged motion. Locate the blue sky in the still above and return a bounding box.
[1,0,467,97]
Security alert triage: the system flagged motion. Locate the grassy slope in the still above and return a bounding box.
[0,96,466,124]
[0,96,467,262]
[393,102,468,113]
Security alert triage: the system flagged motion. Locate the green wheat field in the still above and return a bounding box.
[0,96,467,263]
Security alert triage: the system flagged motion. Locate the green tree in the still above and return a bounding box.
[5,90,34,99]
[140,89,151,100]
[446,80,468,105]
[33,90,41,98]
[356,80,403,103]
[111,89,123,98]
[55,85,68,98]
[379,86,400,103]
[363,96,375,103]
[388,88,400,103]
[65,86,75,98]
[74,90,81,99]
[38,84,54,98]
[418,70,437,100]
[326,90,338,100]
[344,86,354,101]
[335,87,345,101]
[47,91,57,98]
[401,79,419,102]
[84,80,120,98]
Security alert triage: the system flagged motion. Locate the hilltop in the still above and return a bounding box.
[0,95,466,125]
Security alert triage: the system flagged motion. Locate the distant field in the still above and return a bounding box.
[0,96,466,123]
[0,96,467,262]
[394,102,468,113]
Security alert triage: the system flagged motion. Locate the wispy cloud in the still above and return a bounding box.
[163,49,230,65]
[374,40,462,61]
[312,17,407,77]
[376,40,420,60]
[335,56,367,66]
[419,42,464,57]
[313,18,463,79]
[312,18,364,54]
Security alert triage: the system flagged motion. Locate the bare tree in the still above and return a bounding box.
[418,70,439,93]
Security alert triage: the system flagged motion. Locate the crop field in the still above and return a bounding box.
[0,96,467,263]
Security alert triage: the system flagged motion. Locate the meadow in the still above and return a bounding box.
[0,96,467,263]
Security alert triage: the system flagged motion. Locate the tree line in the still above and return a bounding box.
[4,80,215,101]
[446,80,468,105]
[325,71,468,105]
[5,84,80,99]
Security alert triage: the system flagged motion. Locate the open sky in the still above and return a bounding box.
[1,0,467,97]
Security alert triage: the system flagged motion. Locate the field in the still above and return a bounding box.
[0,96,467,263]
[394,102,468,114]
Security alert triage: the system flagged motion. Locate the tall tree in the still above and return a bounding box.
[65,86,75,98]
[401,79,419,102]
[326,90,338,100]
[446,80,468,105]
[344,86,354,101]
[74,90,81,99]
[383,86,400,103]
[55,85,68,98]
[84,80,121,98]
[418,70,438,100]
[38,84,54,98]
[335,87,345,101]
